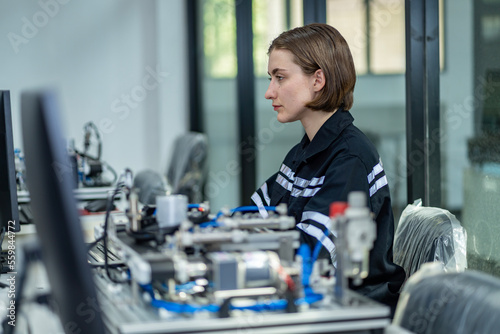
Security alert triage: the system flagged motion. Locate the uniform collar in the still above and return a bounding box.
[297,107,354,163]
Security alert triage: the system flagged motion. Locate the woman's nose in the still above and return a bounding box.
[265,82,275,100]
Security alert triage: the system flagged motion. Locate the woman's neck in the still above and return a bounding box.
[301,108,337,141]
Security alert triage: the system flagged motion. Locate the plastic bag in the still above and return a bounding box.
[393,199,467,279]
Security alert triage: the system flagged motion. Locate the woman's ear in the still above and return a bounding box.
[312,69,326,92]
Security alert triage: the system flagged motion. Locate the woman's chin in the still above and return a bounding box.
[277,114,291,124]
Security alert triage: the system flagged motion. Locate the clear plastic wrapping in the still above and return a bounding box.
[393,199,467,280]
[393,263,500,334]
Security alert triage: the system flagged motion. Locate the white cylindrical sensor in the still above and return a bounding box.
[156,194,188,228]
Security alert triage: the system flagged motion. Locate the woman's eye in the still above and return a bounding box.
[268,76,284,82]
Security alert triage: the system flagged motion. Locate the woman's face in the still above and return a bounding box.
[265,49,317,123]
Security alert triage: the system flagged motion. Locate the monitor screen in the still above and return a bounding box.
[0,90,20,234]
[21,90,105,334]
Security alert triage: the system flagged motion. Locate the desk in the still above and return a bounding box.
[94,271,390,334]
[0,270,391,334]
[18,186,116,204]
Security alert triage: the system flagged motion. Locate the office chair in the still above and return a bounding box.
[166,132,208,204]
[393,263,500,334]
[393,199,467,281]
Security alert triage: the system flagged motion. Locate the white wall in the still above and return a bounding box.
[0,0,188,178]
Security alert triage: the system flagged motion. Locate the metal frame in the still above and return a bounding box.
[405,0,441,207]
[235,0,257,204]
[303,0,326,25]
[186,0,203,133]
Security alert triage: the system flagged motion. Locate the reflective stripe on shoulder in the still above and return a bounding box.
[367,160,384,184]
[369,175,388,197]
[277,164,325,198]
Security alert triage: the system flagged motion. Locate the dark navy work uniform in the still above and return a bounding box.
[251,108,405,311]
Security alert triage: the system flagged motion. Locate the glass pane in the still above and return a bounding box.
[253,0,303,77]
[453,1,500,278]
[200,0,239,209]
[254,0,305,184]
[202,0,237,78]
[327,0,368,74]
[327,0,407,219]
[369,0,405,74]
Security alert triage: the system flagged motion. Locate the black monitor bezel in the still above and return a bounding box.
[21,90,105,333]
[0,90,20,234]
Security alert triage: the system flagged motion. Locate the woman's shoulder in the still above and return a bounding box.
[338,124,378,155]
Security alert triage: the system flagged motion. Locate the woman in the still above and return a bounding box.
[251,23,405,312]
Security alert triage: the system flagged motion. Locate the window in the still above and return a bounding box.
[202,0,303,79]
[253,0,303,77]
[202,0,237,78]
[327,0,444,75]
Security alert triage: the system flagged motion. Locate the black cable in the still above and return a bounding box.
[102,182,128,284]
[89,169,132,284]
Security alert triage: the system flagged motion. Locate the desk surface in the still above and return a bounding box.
[18,186,116,204]
[94,272,390,334]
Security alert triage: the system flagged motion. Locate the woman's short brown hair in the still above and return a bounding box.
[268,23,356,112]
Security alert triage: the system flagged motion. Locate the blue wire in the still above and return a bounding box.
[229,206,277,213]
[312,228,330,262]
[231,299,288,312]
[297,243,324,302]
[141,278,322,314]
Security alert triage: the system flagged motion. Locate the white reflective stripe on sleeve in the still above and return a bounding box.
[276,174,293,191]
[251,192,269,218]
[280,164,295,180]
[293,175,325,189]
[291,186,320,198]
[301,211,331,230]
[297,223,335,254]
[294,176,309,188]
[260,182,271,206]
[367,161,384,184]
[301,187,320,197]
[309,175,325,187]
[369,175,388,197]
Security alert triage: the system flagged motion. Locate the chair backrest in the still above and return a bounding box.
[393,199,467,280]
[166,132,208,203]
[393,264,500,334]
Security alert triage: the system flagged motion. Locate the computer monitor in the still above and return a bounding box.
[0,90,20,234]
[21,91,105,334]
